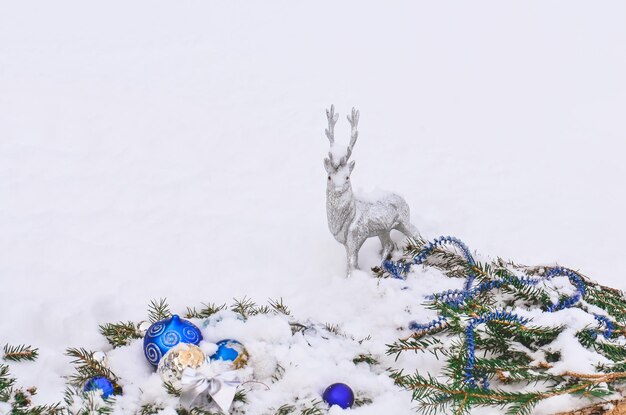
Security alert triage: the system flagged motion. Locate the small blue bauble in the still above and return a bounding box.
[210,339,249,368]
[323,383,354,409]
[84,376,115,398]
[143,314,203,368]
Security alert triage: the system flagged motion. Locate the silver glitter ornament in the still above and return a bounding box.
[323,105,420,275]
[157,343,206,387]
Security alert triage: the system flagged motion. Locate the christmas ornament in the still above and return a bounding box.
[143,314,203,367]
[158,343,206,387]
[180,367,241,413]
[210,339,248,369]
[323,105,419,275]
[322,383,354,409]
[84,376,116,399]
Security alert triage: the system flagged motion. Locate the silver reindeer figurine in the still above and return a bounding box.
[323,105,420,275]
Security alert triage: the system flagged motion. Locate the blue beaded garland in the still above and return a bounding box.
[84,376,115,398]
[323,383,354,409]
[143,314,203,368]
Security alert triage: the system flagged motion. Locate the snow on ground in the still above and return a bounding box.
[1,1,625,413]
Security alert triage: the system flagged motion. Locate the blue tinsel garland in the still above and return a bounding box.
[383,236,477,290]
[464,310,529,389]
[594,314,614,338]
[386,236,587,312]
[427,274,541,307]
[387,235,604,390]
[543,267,587,312]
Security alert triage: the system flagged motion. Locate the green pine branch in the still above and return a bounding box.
[1,364,63,414]
[275,404,296,414]
[176,408,221,415]
[268,298,291,316]
[185,302,227,319]
[163,381,181,397]
[65,347,119,388]
[64,385,114,414]
[353,353,379,366]
[0,363,15,396]
[99,321,142,348]
[3,344,39,362]
[138,403,165,415]
[391,369,623,415]
[148,298,172,323]
[231,297,259,320]
[387,336,444,361]
[388,239,626,414]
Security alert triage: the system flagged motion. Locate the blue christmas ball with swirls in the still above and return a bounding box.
[143,314,203,368]
[84,376,116,398]
[210,339,249,369]
[323,383,354,409]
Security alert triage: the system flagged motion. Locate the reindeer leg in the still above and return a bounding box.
[345,235,364,276]
[396,222,420,240]
[379,232,395,260]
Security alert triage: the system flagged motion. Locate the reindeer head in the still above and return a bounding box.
[323,105,360,193]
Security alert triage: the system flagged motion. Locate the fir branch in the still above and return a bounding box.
[289,322,309,335]
[14,391,61,414]
[300,400,324,415]
[275,403,296,414]
[268,298,291,316]
[234,389,247,403]
[65,347,119,387]
[323,323,344,336]
[575,327,626,361]
[354,396,373,407]
[138,403,165,415]
[392,370,622,415]
[594,341,626,362]
[5,385,63,414]
[271,399,324,415]
[272,364,285,382]
[389,236,626,413]
[98,321,141,348]
[231,297,258,320]
[177,408,221,415]
[358,334,372,344]
[1,367,64,414]
[184,302,226,319]
[148,298,172,323]
[255,305,272,315]
[585,287,626,323]
[387,337,444,361]
[0,364,15,393]
[3,344,39,362]
[163,381,181,397]
[353,353,379,366]
[500,281,552,309]
[66,388,115,415]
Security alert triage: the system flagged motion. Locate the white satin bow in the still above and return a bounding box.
[180,367,241,413]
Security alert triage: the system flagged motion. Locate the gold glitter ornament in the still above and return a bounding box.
[157,343,206,387]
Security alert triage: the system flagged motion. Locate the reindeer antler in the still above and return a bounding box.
[344,107,360,162]
[325,105,339,145]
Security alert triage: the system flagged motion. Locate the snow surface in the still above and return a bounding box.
[1,1,625,413]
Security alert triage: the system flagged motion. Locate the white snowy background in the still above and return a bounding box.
[1,1,625,413]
